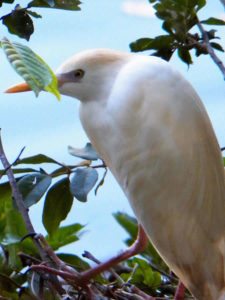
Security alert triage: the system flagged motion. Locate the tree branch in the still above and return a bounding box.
[197,20,225,80]
[0,130,47,261]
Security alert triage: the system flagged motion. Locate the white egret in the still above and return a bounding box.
[6,49,225,300]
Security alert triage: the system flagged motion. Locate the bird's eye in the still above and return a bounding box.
[73,69,85,78]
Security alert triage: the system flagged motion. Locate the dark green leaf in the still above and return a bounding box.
[177,48,193,65]
[195,0,206,11]
[46,223,84,250]
[57,253,90,271]
[210,42,224,52]
[17,154,59,165]
[28,0,81,10]
[43,177,73,236]
[130,38,154,52]
[201,17,225,26]
[1,5,34,40]
[130,35,175,61]
[68,143,100,161]
[17,173,52,208]
[70,168,98,202]
[26,10,42,18]
[0,0,15,7]
[1,38,60,99]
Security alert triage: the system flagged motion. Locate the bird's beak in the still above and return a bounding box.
[4,74,65,94]
[5,82,32,94]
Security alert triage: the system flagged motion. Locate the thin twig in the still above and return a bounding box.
[197,20,225,80]
[0,146,25,179]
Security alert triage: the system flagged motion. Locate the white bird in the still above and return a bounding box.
[6,49,225,300]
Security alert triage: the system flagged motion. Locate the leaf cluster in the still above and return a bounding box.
[0,0,81,40]
[130,0,225,65]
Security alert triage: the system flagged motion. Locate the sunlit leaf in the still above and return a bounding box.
[46,223,84,250]
[1,38,60,99]
[68,143,100,161]
[43,177,73,236]
[70,168,98,202]
[127,257,161,288]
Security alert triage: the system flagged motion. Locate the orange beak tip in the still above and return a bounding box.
[4,82,31,94]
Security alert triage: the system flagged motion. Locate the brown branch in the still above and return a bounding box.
[197,20,225,80]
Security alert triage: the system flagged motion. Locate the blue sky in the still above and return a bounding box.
[0,0,224,260]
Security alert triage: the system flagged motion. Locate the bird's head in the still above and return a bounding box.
[5,49,132,102]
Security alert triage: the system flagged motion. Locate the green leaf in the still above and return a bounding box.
[26,9,42,18]
[17,173,52,208]
[127,257,161,288]
[177,47,193,65]
[46,223,84,250]
[210,42,224,52]
[43,177,73,236]
[68,143,100,161]
[16,154,60,165]
[28,0,81,10]
[1,5,34,40]
[113,212,138,243]
[70,168,98,202]
[1,38,60,99]
[130,38,154,52]
[201,17,225,26]
[0,0,15,7]
[57,253,90,271]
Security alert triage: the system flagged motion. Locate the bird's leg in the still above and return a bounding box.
[79,224,149,285]
[174,281,186,300]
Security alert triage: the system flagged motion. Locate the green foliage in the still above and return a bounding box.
[1,5,35,41]
[28,0,81,10]
[1,38,60,99]
[201,17,225,26]
[0,0,81,40]
[42,177,73,235]
[17,173,52,208]
[46,223,84,250]
[130,0,224,65]
[124,257,161,289]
